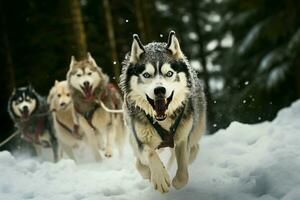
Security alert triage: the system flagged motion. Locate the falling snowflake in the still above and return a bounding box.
[113,61,117,65]
[213,124,217,127]
[258,117,262,120]
[243,100,246,104]
[213,100,217,104]
[160,34,163,38]
[244,81,249,85]
[125,19,129,23]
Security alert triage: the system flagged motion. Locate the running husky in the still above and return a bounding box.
[120,31,206,193]
[48,80,83,161]
[67,53,125,161]
[8,85,58,161]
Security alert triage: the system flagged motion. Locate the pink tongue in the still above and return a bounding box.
[84,87,93,99]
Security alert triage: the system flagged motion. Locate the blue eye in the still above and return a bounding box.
[143,72,151,78]
[166,71,173,77]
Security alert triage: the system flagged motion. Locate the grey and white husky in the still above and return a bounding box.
[120,31,206,192]
[67,53,125,161]
[7,85,58,161]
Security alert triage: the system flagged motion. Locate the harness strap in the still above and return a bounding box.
[55,117,82,139]
[74,104,99,130]
[146,104,186,149]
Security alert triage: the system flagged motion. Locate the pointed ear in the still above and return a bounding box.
[70,56,77,69]
[55,80,59,86]
[166,31,184,59]
[87,52,98,67]
[130,34,145,63]
[11,88,16,95]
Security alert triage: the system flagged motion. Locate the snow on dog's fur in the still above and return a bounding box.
[67,53,125,161]
[48,80,83,161]
[120,31,206,193]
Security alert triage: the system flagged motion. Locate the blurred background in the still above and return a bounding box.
[0,0,299,150]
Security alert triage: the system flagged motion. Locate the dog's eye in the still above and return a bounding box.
[87,72,92,76]
[142,72,151,78]
[76,74,82,77]
[166,71,174,77]
[57,94,61,98]
[66,93,70,97]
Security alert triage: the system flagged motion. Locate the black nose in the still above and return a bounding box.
[23,106,28,112]
[60,102,66,107]
[83,81,90,87]
[154,86,166,96]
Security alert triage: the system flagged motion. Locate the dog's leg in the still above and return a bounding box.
[139,145,170,193]
[172,140,189,189]
[104,125,115,157]
[136,158,151,179]
[189,143,199,164]
[114,115,125,157]
[79,117,102,161]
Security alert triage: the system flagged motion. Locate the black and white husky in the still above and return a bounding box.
[120,31,206,192]
[7,85,58,161]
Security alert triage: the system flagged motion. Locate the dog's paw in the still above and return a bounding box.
[104,148,113,158]
[172,170,188,189]
[151,167,170,193]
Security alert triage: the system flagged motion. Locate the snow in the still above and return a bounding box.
[1,100,300,199]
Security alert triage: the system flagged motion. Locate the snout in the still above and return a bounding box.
[83,81,90,88]
[146,86,174,121]
[60,102,66,107]
[80,81,93,99]
[154,86,166,97]
[20,105,29,118]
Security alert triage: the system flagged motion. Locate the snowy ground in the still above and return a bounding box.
[1,100,300,200]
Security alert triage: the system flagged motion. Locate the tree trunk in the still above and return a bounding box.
[102,0,119,80]
[0,1,15,93]
[68,0,87,60]
[190,0,215,134]
[134,0,147,41]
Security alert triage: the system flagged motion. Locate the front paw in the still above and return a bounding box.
[172,170,188,189]
[105,147,113,158]
[151,167,171,193]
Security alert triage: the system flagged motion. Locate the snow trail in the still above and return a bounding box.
[1,100,300,200]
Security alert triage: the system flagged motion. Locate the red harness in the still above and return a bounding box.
[75,83,119,129]
[22,118,45,146]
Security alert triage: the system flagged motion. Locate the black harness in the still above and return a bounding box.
[55,117,82,139]
[74,104,99,130]
[146,104,185,149]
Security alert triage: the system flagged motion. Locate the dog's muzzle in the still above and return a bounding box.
[20,106,29,119]
[146,91,174,121]
[80,81,93,100]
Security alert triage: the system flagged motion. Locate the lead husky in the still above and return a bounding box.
[67,53,124,161]
[8,85,58,161]
[120,31,206,192]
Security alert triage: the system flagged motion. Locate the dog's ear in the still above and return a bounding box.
[87,52,98,67]
[70,56,77,69]
[11,88,16,96]
[28,84,35,92]
[55,80,59,86]
[47,84,56,107]
[166,31,184,59]
[130,34,145,63]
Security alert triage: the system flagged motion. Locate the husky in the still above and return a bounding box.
[7,85,58,161]
[119,31,206,193]
[48,80,83,161]
[67,53,125,161]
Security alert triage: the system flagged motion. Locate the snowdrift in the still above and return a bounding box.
[1,100,300,200]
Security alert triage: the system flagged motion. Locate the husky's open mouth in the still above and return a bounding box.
[19,108,29,119]
[80,85,93,100]
[146,91,174,121]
